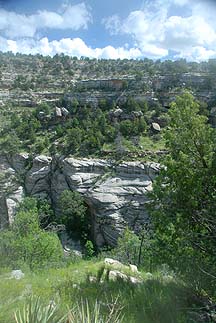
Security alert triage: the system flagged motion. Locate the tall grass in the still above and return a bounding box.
[0,261,207,323]
[14,297,61,323]
[65,297,123,323]
[56,266,191,323]
[14,296,123,323]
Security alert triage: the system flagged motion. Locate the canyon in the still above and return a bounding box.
[0,154,160,246]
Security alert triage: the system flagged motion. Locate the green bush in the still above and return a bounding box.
[113,227,141,265]
[59,190,90,240]
[0,198,63,269]
[84,240,95,259]
[14,296,61,323]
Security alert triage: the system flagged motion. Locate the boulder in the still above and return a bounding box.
[109,270,128,281]
[151,122,161,132]
[108,270,142,284]
[10,270,25,280]
[129,276,142,284]
[104,258,124,267]
[129,264,138,273]
[55,107,62,117]
[61,107,69,116]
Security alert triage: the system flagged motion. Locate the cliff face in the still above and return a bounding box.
[0,154,159,246]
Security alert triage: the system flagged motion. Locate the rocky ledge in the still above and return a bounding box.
[0,154,160,246]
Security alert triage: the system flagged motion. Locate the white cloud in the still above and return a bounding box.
[103,0,216,61]
[0,3,91,38]
[0,36,142,60]
[1,0,216,61]
[163,15,216,49]
[174,46,216,62]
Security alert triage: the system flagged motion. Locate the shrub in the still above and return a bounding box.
[84,240,94,259]
[113,227,141,265]
[0,198,63,269]
[14,296,61,323]
[59,190,89,240]
[66,298,123,323]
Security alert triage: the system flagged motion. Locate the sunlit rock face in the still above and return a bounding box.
[0,155,26,228]
[0,154,160,247]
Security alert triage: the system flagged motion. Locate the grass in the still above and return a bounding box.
[102,135,166,154]
[139,135,166,151]
[0,259,199,323]
[0,260,102,322]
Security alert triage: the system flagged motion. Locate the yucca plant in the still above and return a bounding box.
[14,296,123,323]
[14,296,61,323]
[65,297,124,323]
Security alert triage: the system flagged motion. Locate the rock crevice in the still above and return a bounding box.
[0,154,160,246]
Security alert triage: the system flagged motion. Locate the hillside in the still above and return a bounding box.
[1,53,216,161]
[1,54,216,322]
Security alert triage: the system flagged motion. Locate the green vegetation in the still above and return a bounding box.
[149,92,216,299]
[0,260,200,323]
[0,198,63,270]
[1,52,216,88]
[14,297,62,323]
[1,53,216,160]
[1,175,214,322]
[59,190,90,240]
[1,51,216,321]
[0,96,156,158]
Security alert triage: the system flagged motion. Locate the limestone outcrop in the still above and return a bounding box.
[0,154,160,246]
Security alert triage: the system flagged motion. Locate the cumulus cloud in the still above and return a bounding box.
[1,0,216,61]
[0,2,91,38]
[174,46,216,62]
[0,36,142,60]
[103,0,216,61]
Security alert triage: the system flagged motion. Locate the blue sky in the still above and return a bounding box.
[0,0,216,61]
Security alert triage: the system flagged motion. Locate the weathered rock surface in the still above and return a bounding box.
[10,270,25,280]
[0,154,160,246]
[0,155,24,228]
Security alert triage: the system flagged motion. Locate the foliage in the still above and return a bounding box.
[66,298,123,323]
[14,294,123,323]
[113,227,141,265]
[0,258,210,323]
[149,92,216,297]
[59,190,89,240]
[57,263,195,323]
[109,227,154,270]
[0,132,21,155]
[14,297,61,323]
[84,240,95,259]
[0,198,63,269]
[16,197,54,229]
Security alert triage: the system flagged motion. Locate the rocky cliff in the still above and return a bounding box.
[0,154,159,246]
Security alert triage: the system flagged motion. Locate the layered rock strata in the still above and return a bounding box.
[0,155,160,246]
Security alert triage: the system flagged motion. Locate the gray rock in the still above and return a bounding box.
[129,264,138,273]
[10,153,29,174]
[129,276,142,284]
[152,122,161,132]
[6,186,24,224]
[0,155,160,247]
[10,270,25,280]
[108,270,142,284]
[25,155,52,197]
[104,258,124,267]
[55,107,62,117]
[109,270,128,281]
[0,155,25,228]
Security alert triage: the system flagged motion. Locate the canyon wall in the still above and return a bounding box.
[0,154,160,246]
